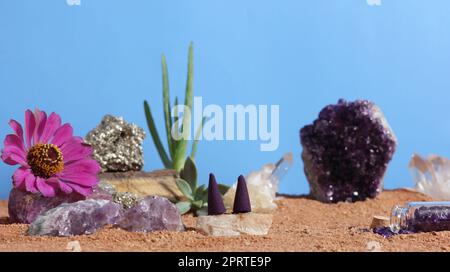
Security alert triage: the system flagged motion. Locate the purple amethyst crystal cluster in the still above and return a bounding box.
[300,99,397,203]
[28,199,123,236]
[27,196,184,236]
[117,196,184,232]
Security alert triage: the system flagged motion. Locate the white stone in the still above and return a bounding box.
[66,241,82,252]
[409,154,450,200]
[366,241,382,252]
[196,213,273,237]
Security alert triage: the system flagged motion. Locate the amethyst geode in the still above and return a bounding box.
[300,99,397,203]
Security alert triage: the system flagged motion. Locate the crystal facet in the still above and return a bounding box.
[85,115,146,172]
[28,199,123,236]
[300,99,397,203]
[409,154,450,200]
[117,196,184,232]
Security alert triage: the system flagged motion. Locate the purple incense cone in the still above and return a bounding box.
[207,173,226,215]
[233,175,252,214]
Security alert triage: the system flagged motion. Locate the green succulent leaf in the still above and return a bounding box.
[176,178,193,200]
[192,200,204,209]
[143,100,172,168]
[194,184,206,196]
[176,201,192,215]
[180,156,197,191]
[195,185,208,203]
[195,207,208,216]
[218,184,231,196]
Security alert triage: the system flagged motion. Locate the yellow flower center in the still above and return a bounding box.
[27,143,64,178]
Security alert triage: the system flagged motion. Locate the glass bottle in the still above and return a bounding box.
[390,201,450,233]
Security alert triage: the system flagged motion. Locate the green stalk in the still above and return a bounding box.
[173,42,194,171]
[172,96,179,156]
[191,116,206,159]
[161,54,174,159]
[144,100,172,168]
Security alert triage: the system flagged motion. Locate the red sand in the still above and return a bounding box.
[0,189,449,252]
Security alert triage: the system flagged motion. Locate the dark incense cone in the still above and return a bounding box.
[233,175,252,214]
[207,173,226,215]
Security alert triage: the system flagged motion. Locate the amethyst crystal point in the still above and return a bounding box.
[233,175,252,214]
[28,199,123,237]
[300,99,397,203]
[208,173,226,215]
[117,195,184,232]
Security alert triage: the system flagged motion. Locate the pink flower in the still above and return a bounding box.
[1,109,100,197]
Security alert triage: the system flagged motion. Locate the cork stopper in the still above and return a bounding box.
[207,173,226,215]
[370,215,390,229]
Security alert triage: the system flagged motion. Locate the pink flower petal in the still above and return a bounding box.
[2,153,27,166]
[9,119,24,142]
[2,155,20,165]
[2,134,27,166]
[25,174,38,194]
[25,110,36,148]
[64,158,101,175]
[36,177,56,197]
[33,109,47,145]
[48,178,73,194]
[1,146,27,166]
[58,171,98,187]
[64,182,92,196]
[12,167,30,189]
[40,112,62,144]
[4,134,25,153]
[60,137,93,163]
[51,123,73,147]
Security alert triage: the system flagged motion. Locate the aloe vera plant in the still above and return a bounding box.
[144,42,202,172]
[143,43,229,214]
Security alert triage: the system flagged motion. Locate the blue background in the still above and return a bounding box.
[1,0,450,199]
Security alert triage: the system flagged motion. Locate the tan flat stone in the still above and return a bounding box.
[99,169,184,202]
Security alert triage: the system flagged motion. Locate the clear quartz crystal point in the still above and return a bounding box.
[223,152,293,213]
[270,152,293,198]
[409,154,450,200]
